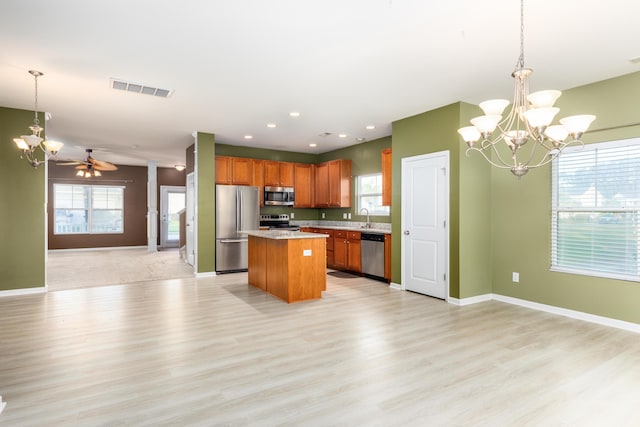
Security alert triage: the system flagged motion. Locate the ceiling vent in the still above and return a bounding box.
[110,78,173,98]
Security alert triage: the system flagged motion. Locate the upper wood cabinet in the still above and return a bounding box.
[314,162,330,207]
[215,156,253,185]
[328,159,352,208]
[215,156,232,184]
[252,159,265,206]
[314,159,351,208]
[382,148,392,206]
[264,161,294,187]
[294,163,315,208]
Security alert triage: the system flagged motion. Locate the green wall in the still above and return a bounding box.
[0,107,46,290]
[391,103,493,299]
[196,132,216,273]
[491,71,640,324]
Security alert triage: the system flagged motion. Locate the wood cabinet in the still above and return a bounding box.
[314,162,330,207]
[382,148,392,206]
[294,163,314,207]
[215,156,253,185]
[264,161,294,187]
[315,159,351,208]
[252,159,265,206]
[215,156,232,184]
[334,230,360,272]
[384,233,391,282]
[346,231,361,273]
[306,228,333,266]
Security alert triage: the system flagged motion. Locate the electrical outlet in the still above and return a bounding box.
[343,213,347,219]
[322,212,325,219]
[512,272,520,283]
[348,213,351,219]
[290,212,294,219]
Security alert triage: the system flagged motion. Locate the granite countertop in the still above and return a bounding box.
[244,230,330,240]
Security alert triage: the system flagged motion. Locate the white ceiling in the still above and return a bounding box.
[1,0,639,167]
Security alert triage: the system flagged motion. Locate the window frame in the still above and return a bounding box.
[53,183,125,235]
[356,173,390,217]
[550,137,640,282]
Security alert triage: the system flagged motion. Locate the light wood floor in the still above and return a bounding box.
[1,273,640,426]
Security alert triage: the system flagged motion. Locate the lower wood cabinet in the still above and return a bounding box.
[333,230,360,273]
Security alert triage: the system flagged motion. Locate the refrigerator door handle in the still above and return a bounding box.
[238,189,243,232]
[236,189,241,232]
[219,239,247,243]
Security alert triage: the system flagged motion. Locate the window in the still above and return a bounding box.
[54,184,124,234]
[551,138,640,281]
[357,173,389,216]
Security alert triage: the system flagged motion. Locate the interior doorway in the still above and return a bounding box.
[160,185,186,248]
[401,151,449,300]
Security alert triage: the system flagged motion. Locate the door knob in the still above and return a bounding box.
[404,230,410,235]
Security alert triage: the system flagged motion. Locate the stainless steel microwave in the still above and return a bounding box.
[264,186,294,206]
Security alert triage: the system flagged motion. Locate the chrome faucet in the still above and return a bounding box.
[360,208,371,228]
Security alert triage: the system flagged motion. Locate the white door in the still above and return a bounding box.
[160,185,186,248]
[186,173,195,266]
[401,151,449,299]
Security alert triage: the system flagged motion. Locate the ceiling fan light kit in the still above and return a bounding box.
[457,0,596,178]
[13,70,64,168]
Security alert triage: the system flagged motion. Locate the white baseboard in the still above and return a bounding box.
[389,282,402,290]
[195,271,217,278]
[48,246,147,253]
[0,287,46,298]
[448,294,492,306]
[447,292,640,334]
[491,293,640,334]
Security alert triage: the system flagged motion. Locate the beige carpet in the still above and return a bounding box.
[47,248,194,291]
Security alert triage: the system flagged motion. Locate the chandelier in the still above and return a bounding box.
[13,70,63,168]
[457,0,595,178]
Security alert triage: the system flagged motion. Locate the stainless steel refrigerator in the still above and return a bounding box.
[215,185,260,273]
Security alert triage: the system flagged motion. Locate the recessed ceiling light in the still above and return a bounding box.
[289,112,300,117]
[366,125,375,130]
[244,135,253,139]
[267,123,277,128]
[338,134,347,138]
[309,143,317,147]
[356,138,366,142]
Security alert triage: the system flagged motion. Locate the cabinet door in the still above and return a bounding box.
[314,162,329,207]
[279,162,295,187]
[294,163,314,207]
[347,239,361,273]
[215,156,232,184]
[328,159,352,208]
[264,161,280,186]
[232,157,253,185]
[252,159,265,206]
[333,231,347,269]
[382,148,392,206]
[347,231,361,272]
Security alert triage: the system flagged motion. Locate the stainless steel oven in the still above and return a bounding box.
[264,186,294,206]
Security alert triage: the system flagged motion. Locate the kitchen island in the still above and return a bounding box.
[246,230,329,303]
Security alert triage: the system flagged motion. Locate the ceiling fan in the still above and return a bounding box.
[57,148,118,177]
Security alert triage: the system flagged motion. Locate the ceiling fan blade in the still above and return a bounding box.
[75,165,90,170]
[92,159,118,171]
[57,161,83,166]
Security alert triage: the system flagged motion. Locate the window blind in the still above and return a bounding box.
[551,138,640,281]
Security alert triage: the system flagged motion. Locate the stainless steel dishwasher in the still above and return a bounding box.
[360,232,385,280]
